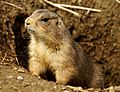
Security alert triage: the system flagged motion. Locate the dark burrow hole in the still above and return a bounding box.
[12,13,56,82]
[12,13,30,69]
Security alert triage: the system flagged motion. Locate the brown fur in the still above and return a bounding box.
[25,9,102,88]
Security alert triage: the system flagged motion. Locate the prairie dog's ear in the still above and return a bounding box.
[57,17,65,28]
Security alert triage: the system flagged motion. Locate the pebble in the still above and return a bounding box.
[17,76,24,81]
[54,86,57,89]
[7,75,13,79]
[13,67,18,70]
[31,82,36,85]
[17,68,25,73]
[63,90,70,92]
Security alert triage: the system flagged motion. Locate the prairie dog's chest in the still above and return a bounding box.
[29,36,71,68]
[29,39,61,63]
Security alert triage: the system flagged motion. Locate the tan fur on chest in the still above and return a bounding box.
[29,35,71,71]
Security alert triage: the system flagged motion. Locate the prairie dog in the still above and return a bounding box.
[25,9,102,88]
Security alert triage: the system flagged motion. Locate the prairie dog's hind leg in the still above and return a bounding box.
[55,67,76,85]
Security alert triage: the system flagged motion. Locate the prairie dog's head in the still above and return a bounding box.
[25,9,69,42]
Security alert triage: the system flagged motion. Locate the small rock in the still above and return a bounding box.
[40,82,43,85]
[66,85,83,91]
[63,90,70,92]
[54,86,57,89]
[31,83,36,85]
[17,68,25,73]
[87,88,94,91]
[38,76,41,79]
[74,87,83,91]
[7,76,13,79]
[13,67,18,70]
[108,86,115,92]
[17,76,24,81]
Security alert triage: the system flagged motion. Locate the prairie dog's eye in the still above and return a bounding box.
[41,18,49,22]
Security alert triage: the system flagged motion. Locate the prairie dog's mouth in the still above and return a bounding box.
[28,29,34,33]
[25,24,36,33]
[25,17,36,32]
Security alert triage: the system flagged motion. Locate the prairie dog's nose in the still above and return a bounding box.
[25,17,29,28]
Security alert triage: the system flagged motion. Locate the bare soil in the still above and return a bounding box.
[0,64,64,92]
[0,0,120,91]
[0,64,120,92]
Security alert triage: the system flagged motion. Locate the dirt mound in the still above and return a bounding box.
[0,0,120,89]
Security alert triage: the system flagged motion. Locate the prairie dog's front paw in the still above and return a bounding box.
[30,73,41,80]
[29,70,40,76]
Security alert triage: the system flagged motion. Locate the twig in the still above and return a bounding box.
[43,0,101,17]
[1,1,23,10]
[56,4,101,12]
[43,0,80,17]
[16,57,20,65]
[0,62,10,66]
[1,53,7,63]
[0,53,11,66]
[85,10,91,15]
[55,5,80,17]
[116,0,120,3]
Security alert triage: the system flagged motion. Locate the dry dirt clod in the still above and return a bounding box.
[13,67,18,71]
[17,68,25,73]
[66,85,83,91]
[63,90,71,92]
[7,75,13,79]
[54,85,57,89]
[108,86,115,92]
[17,76,24,81]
